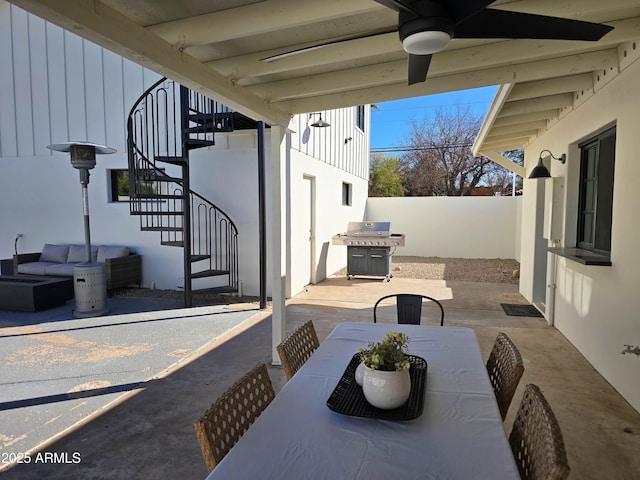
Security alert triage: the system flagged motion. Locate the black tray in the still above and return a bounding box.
[326,353,427,421]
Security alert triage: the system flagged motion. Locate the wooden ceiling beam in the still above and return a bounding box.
[147,0,380,47]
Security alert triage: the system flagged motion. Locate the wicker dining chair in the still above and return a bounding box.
[373,293,445,326]
[509,384,570,480]
[193,363,275,473]
[486,332,525,420]
[276,320,320,380]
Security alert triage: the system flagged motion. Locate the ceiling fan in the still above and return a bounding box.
[262,0,614,85]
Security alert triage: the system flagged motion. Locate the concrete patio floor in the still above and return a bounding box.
[2,276,639,479]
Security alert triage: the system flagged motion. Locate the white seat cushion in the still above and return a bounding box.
[44,263,75,277]
[18,262,56,275]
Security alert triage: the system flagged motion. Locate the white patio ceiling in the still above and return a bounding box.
[8,0,640,134]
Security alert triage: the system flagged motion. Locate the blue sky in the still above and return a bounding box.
[369,85,499,150]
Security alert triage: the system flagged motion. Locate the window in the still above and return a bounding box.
[110,169,131,202]
[342,182,352,206]
[577,126,616,254]
[356,105,365,132]
[110,168,163,202]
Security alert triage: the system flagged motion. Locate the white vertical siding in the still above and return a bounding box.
[0,1,17,156]
[46,21,70,148]
[291,106,370,179]
[0,1,160,157]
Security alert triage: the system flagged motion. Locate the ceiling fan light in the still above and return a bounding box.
[402,30,451,55]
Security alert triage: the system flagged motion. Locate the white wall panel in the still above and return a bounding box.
[63,32,87,142]
[28,14,51,156]
[11,7,33,156]
[366,197,521,259]
[46,21,69,147]
[102,50,126,152]
[0,1,18,157]
[83,41,106,146]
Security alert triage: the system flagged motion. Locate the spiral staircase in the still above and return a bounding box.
[127,77,241,307]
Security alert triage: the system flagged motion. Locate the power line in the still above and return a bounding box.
[371,143,474,153]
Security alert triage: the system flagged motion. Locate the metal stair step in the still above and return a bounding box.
[136,175,182,182]
[185,138,216,149]
[161,241,184,247]
[135,193,184,200]
[154,155,186,165]
[130,211,184,216]
[191,254,210,263]
[192,286,239,295]
[141,226,183,232]
[191,269,230,279]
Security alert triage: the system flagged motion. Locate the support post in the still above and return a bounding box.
[79,169,92,262]
[180,86,192,308]
[258,121,267,310]
[270,125,287,364]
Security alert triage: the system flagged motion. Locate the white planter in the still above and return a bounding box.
[355,361,366,386]
[362,366,411,409]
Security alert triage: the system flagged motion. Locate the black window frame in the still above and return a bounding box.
[342,182,352,206]
[576,126,616,255]
[355,105,365,132]
[110,168,164,202]
[110,169,131,202]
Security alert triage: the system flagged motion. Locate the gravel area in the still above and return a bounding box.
[113,257,520,305]
[337,256,520,284]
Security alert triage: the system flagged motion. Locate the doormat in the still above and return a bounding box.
[500,303,543,317]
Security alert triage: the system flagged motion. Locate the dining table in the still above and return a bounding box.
[206,322,521,479]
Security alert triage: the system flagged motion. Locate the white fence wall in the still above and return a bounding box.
[366,196,522,260]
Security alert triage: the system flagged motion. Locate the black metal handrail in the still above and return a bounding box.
[126,77,239,299]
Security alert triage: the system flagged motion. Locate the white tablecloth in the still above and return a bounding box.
[206,322,520,480]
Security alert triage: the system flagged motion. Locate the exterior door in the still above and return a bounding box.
[301,175,315,286]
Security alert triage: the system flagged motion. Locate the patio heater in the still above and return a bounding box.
[47,141,116,318]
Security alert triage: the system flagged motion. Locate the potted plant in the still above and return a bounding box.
[357,331,412,409]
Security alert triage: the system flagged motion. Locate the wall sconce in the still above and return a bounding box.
[344,137,353,144]
[309,112,330,128]
[528,150,566,179]
[14,233,22,255]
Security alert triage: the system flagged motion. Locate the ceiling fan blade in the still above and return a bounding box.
[373,0,422,15]
[375,0,494,22]
[408,53,432,85]
[454,9,613,41]
[261,29,397,62]
[442,0,495,23]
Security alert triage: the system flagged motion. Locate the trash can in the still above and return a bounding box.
[73,262,109,318]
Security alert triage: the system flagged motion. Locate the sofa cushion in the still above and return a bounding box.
[39,244,69,263]
[18,262,56,275]
[97,245,130,262]
[44,263,75,277]
[67,244,98,263]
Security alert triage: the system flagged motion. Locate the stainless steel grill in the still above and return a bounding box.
[331,221,405,281]
[331,221,405,247]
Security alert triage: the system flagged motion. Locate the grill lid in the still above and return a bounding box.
[346,221,391,237]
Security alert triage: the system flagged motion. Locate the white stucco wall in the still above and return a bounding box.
[520,55,640,412]
[190,110,370,298]
[366,196,522,260]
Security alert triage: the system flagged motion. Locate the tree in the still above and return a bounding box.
[486,149,524,195]
[400,107,492,196]
[369,154,405,197]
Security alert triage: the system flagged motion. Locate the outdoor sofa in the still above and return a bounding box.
[13,244,141,291]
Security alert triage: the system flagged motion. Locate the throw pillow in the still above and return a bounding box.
[39,244,70,263]
[67,245,98,263]
[97,245,130,262]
